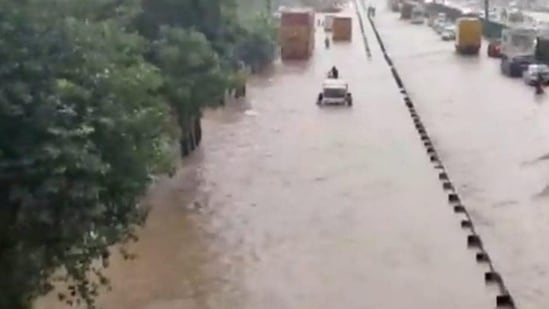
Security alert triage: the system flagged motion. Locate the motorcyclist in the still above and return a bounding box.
[535,72,544,95]
[329,66,339,78]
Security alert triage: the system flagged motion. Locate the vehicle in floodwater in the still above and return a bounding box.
[500,26,537,58]
[455,17,482,54]
[400,1,414,20]
[317,78,353,107]
[501,54,536,77]
[410,6,424,25]
[523,64,549,85]
[389,0,400,12]
[499,26,537,77]
[441,24,456,41]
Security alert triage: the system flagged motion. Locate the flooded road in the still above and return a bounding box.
[374,6,549,308]
[37,4,495,309]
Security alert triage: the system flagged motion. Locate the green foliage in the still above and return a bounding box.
[235,13,278,72]
[0,2,174,308]
[152,26,227,126]
[0,0,277,308]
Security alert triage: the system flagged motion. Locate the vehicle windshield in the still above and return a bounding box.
[323,87,346,98]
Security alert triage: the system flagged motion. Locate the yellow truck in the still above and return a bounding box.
[455,17,482,54]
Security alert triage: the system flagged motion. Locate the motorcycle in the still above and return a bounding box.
[536,84,544,95]
[535,77,545,95]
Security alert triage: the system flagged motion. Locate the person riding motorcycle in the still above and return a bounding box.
[328,66,339,79]
[535,72,544,95]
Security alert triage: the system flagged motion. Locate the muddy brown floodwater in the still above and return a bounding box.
[36,3,496,309]
[374,3,549,307]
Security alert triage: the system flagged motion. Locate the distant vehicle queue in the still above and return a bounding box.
[393,0,549,94]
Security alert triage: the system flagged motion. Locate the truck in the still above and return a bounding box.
[389,0,400,12]
[455,17,482,54]
[500,27,537,58]
[400,1,414,20]
[332,16,352,41]
[279,8,315,60]
[499,27,537,77]
[410,6,424,24]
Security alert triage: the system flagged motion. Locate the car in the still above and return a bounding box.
[433,19,444,32]
[487,39,502,57]
[317,79,352,106]
[441,25,456,40]
[435,20,451,34]
[500,54,535,77]
[411,16,424,24]
[523,64,549,85]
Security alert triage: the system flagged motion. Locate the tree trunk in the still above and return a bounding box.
[194,117,202,146]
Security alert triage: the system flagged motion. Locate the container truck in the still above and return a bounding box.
[279,8,315,60]
[332,16,352,41]
[455,17,482,54]
[410,6,424,24]
[400,1,414,19]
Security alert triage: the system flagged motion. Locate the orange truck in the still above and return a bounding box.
[279,8,315,60]
[332,16,352,41]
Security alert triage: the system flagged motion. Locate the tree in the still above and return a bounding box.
[235,13,277,73]
[0,0,278,308]
[0,2,175,308]
[151,26,227,128]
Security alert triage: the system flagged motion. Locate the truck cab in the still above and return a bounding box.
[500,27,537,57]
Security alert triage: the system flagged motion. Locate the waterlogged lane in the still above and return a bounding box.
[374,6,549,308]
[37,4,494,309]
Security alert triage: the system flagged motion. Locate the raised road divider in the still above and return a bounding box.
[360,3,517,308]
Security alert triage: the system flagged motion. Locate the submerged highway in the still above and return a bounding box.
[34,1,549,308]
[374,3,549,308]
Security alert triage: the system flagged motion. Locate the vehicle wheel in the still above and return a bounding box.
[347,93,353,106]
[317,93,322,106]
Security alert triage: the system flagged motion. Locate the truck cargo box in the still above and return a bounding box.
[455,17,482,54]
[279,25,314,60]
[280,9,314,27]
[332,16,352,41]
